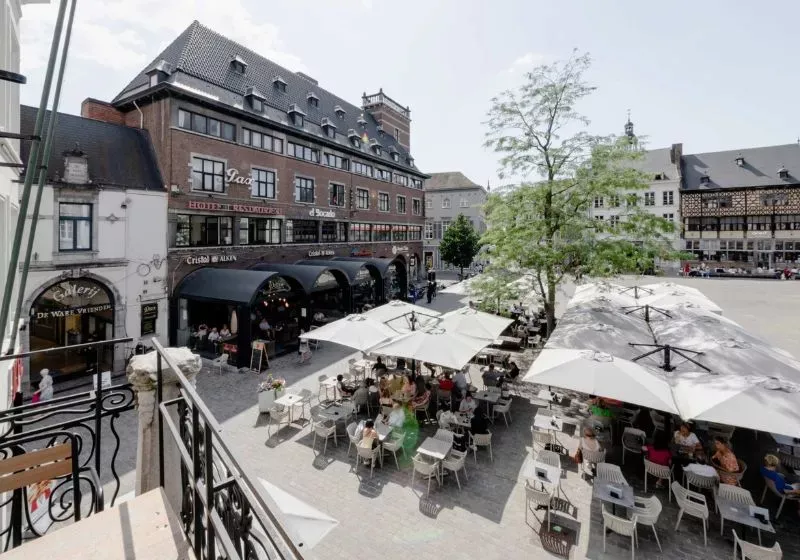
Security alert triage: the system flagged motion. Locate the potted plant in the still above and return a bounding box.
[258,374,286,413]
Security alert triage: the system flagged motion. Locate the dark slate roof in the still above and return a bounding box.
[631,147,680,180]
[425,171,484,191]
[112,21,420,174]
[177,268,278,305]
[19,105,164,190]
[682,144,800,191]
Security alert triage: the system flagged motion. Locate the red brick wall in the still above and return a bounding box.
[80,98,126,125]
[368,107,410,151]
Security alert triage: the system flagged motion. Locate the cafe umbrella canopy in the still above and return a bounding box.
[367,325,490,371]
[437,306,514,341]
[299,314,398,352]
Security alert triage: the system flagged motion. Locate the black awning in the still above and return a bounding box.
[176,268,278,305]
[294,259,372,284]
[332,256,404,276]
[250,263,348,293]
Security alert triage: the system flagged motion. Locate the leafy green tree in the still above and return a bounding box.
[439,214,481,279]
[468,265,525,314]
[482,50,683,334]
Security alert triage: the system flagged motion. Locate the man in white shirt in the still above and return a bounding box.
[454,369,469,393]
[387,401,406,428]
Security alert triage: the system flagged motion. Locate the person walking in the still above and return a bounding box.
[426,281,433,304]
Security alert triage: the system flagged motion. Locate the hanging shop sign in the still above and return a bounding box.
[188,199,282,216]
[32,278,113,319]
[141,303,159,336]
[185,254,238,265]
[391,245,409,255]
[33,303,112,320]
[309,208,335,218]
[308,249,335,257]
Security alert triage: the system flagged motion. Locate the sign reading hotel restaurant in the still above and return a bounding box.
[308,249,335,257]
[392,245,409,255]
[309,208,335,218]
[188,199,281,216]
[185,254,238,265]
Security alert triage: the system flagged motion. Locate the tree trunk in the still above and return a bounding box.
[460,265,464,280]
[546,276,557,337]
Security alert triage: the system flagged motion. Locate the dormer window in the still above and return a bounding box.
[654,173,663,181]
[288,104,305,128]
[407,156,415,167]
[348,129,361,148]
[321,117,336,139]
[735,154,745,166]
[245,86,265,113]
[273,75,287,93]
[377,125,385,138]
[700,175,710,185]
[307,92,319,107]
[370,139,382,156]
[145,59,171,87]
[231,55,248,74]
[391,152,399,162]
[357,114,367,128]
[778,166,790,179]
[335,105,346,119]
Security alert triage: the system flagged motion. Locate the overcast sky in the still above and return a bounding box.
[19,0,800,186]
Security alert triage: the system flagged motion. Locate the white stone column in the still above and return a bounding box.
[127,347,200,510]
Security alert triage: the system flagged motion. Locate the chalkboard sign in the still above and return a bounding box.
[250,340,268,373]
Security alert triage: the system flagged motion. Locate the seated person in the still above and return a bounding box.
[365,378,379,394]
[643,432,672,487]
[386,400,407,428]
[482,363,497,376]
[673,422,702,452]
[402,374,416,397]
[219,324,231,338]
[506,361,520,381]
[761,454,800,513]
[258,318,271,334]
[459,392,478,415]
[336,374,355,397]
[207,327,220,343]
[410,384,431,409]
[437,372,454,392]
[359,420,380,450]
[197,323,208,337]
[576,427,603,475]
[352,382,369,404]
[371,357,388,375]
[711,437,740,484]
[313,311,326,323]
[469,407,490,436]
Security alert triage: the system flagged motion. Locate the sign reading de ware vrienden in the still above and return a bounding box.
[34,303,112,320]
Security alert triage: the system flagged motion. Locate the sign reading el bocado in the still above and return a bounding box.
[188,199,282,216]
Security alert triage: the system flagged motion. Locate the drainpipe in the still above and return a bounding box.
[0,0,70,355]
[133,100,143,128]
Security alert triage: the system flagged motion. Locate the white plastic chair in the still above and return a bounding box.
[581,448,606,480]
[672,481,709,546]
[760,475,800,519]
[525,482,554,531]
[442,449,469,490]
[317,374,334,402]
[211,353,229,375]
[621,427,646,465]
[307,326,322,350]
[684,468,719,507]
[603,506,638,560]
[649,409,666,437]
[346,422,361,456]
[597,462,629,486]
[311,420,338,455]
[630,495,663,553]
[266,405,290,438]
[718,484,757,540]
[732,529,782,559]
[355,443,382,478]
[536,449,562,470]
[411,453,441,496]
[531,428,554,455]
[644,458,673,501]
[470,432,493,462]
[382,432,405,470]
[433,428,455,446]
[293,388,314,421]
[493,398,512,427]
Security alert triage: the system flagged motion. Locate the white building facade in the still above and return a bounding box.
[17,106,167,392]
[1,0,49,407]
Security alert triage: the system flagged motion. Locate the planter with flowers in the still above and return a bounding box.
[257,374,286,413]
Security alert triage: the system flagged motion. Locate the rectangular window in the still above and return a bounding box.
[701,217,718,231]
[392,225,408,241]
[287,142,319,163]
[412,198,422,216]
[747,215,771,231]
[329,183,346,207]
[424,222,433,239]
[433,222,442,239]
[350,223,371,242]
[251,168,276,198]
[663,191,674,205]
[191,156,225,193]
[720,216,744,231]
[442,198,451,209]
[775,214,800,231]
[594,197,604,208]
[353,161,373,177]
[378,192,390,212]
[179,216,233,246]
[644,192,655,206]
[243,128,283,153]
[321,222,348,242]
[609,215,620,226]
[285,219,318,243]
[459,198,469,208]
[595,215,604,221]
[662,213,674,222]
[627,194,638,207]
[294,176,315,203]
[239,218,250,244]
[356,188,370,210]
[761,193,789,206]
[58,203,92,251]
[686,218,701,232]
[397,195,406,214]
[441,219,451,236]
[394,174,408,186]
[375,169,391,182]
[174,215,191,247]
[178,109,235,140]
[411,178,423,189]
[373,224,391,242]
[324,153,349,170]
[703,195,733,210]
[291,113,304,127]
[425,198,432,210]
[610,195,620,207]
[408,226,422,241]
[394,127,400,141]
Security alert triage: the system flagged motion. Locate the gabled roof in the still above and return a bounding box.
[19,105,164,190]
[425,171,484,192]
[630,147,680,180]
[682,144,800,191]
[112,21,420,174]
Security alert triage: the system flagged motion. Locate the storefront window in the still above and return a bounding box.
[409,226,422,241]
[720,216,745,231]
[249,218,281,244]
[775,214,800,230]
[174,215,233,246]
[392,225,408,241]
[373,224,391,242]
[350,223,371,242]
[747,216,771,231]
[285,219,318,243]
[176,215,190,247]
[321,221,347,242]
